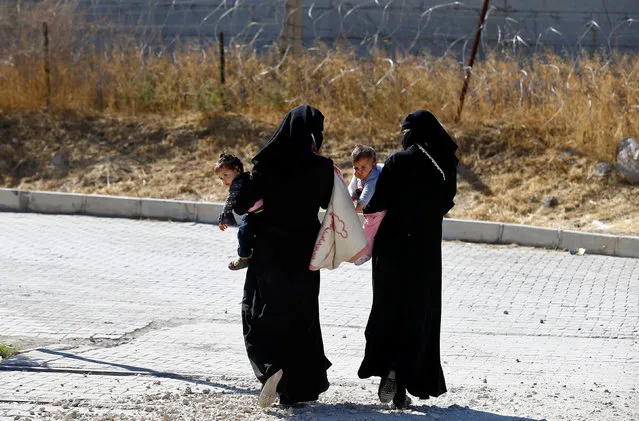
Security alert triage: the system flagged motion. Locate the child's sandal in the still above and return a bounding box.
[228,258,250,271]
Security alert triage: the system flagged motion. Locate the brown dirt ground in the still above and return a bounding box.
[1,111,637,236]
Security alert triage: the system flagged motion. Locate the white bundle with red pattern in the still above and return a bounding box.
[310,166,367,270]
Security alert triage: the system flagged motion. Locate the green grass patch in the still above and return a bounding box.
[0,343,17,359]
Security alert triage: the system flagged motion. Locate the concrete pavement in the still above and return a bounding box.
[0,212,637,420]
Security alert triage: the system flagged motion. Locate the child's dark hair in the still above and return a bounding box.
[215,153,244,173]
[351,145,377,163]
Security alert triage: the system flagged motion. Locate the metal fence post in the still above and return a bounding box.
[456,0,490,122]
[42,22,51,110]
[219,32,225,85]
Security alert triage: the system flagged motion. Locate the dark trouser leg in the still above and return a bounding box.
[237,215,254,258]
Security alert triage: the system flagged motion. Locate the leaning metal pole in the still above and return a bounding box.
[456,0,490,121]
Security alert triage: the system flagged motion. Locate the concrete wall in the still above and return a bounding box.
[74,0,638,53]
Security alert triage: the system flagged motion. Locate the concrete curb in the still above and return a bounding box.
[0,188,224,225]
[1,188,638,259]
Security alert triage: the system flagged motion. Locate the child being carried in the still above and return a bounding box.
[347,145,383,213]
[215,153,263,271]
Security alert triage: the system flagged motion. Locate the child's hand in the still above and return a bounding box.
[219,224,228,231]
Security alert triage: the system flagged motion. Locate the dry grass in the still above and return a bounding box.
[2,2,638,159]
[2,43,637,160]
[1,2,638,235]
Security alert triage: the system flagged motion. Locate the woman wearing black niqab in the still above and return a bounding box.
[357,110,458,408]
[243,105,334,407]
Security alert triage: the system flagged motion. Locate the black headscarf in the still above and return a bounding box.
[252,105,324,173]
[251,105,326,201]
[401,110,458,212]
[401,110,457,155]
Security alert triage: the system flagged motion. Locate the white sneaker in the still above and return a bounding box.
[258,369,283,408]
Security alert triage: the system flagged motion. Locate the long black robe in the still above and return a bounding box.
[242,106,334,405]
[357,110,457,399]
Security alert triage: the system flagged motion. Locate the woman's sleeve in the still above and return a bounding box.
[363,156,394,214]
[319,158,334,210]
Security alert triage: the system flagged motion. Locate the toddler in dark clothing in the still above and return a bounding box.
[215,153,263,270]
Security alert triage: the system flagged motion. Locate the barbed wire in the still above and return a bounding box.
[0,0,637,59]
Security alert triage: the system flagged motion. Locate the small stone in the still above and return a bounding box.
[516,358,521,362]
[184,386,193,395]
[503,310,509,315]
[64,411,78,420]
[617,137,639,183]
[182,398,189,405]
[591,161,613,177]
[203,389,210,394]
[542,196,558,208]
[49,152,70,171]
[153,380,161,385]
[483,378,487,384]
[540,319,545,324]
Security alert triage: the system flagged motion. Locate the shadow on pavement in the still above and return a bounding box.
[267,402,543,421]
[0,348,257,396]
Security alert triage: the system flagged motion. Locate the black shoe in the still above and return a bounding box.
[391,390,412,410]
[377,371,397,404]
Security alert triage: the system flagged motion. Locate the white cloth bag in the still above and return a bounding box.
[310,166,367,270]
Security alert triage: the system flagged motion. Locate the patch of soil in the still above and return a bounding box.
[1,111,637,236]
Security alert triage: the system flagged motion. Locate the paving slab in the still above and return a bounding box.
[0,212,637,420]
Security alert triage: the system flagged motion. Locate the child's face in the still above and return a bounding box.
[217,167,240,187]
[353,158,376,180]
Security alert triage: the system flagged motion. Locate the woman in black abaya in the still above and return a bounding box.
[243,105,334,407]
[358,110,458,408]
